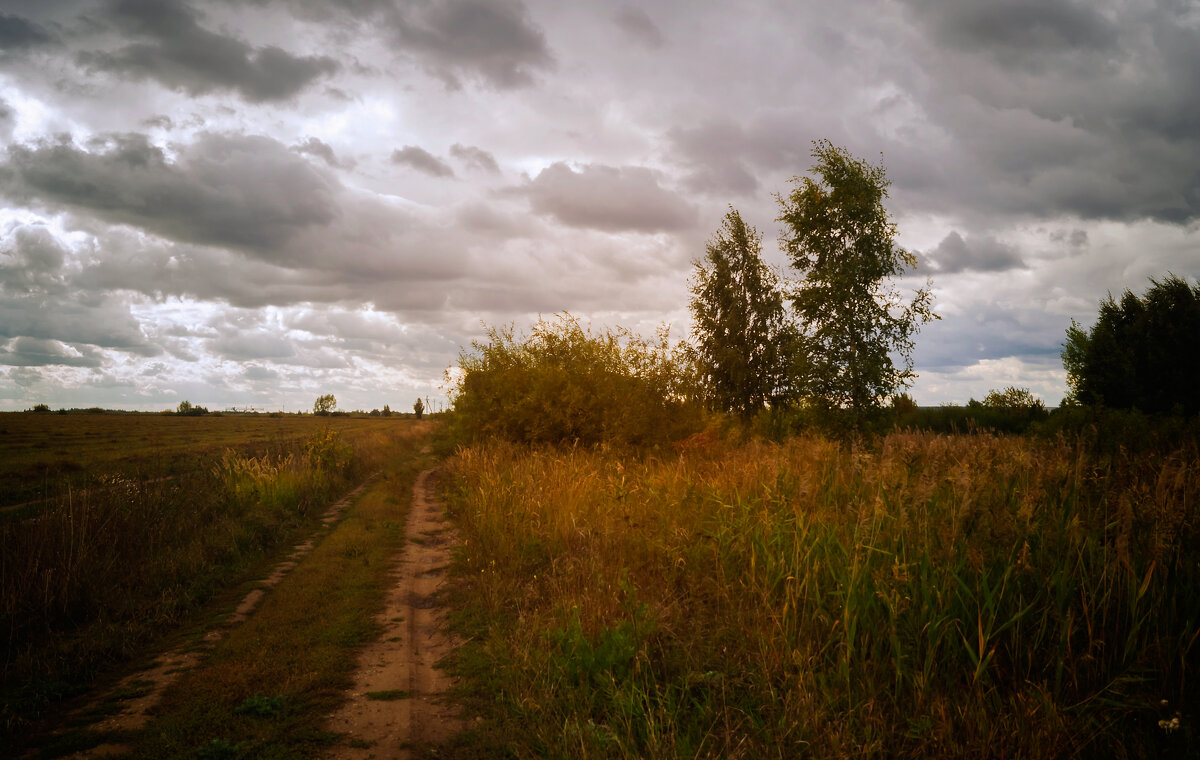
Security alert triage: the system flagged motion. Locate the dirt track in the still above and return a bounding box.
[325,468,462,758]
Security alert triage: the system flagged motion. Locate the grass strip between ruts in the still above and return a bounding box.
[119,447,430,759]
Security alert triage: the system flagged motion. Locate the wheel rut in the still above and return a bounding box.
[38,476,377,760]
[325,468,462,758]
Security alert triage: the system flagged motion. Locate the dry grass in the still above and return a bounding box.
[443,431,1199,758]
[0,412,405,508]
[0,418,431,740]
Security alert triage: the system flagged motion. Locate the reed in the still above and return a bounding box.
[444,431,1199,758]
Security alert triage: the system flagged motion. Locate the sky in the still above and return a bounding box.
[1,0,1198,412]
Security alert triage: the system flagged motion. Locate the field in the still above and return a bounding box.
[0,412,407,509]
[4,409,1198,758]
[441,430,1200,758]
[0,411,431,747]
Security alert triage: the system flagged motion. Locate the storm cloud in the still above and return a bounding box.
[77,0,338,102]
[2,132,339,255]
[391,145,455,177]
[520,163,696,233]
[390,0,554,89]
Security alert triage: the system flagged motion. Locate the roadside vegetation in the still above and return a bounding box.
[437,143,1199,757]
[0,415,426,742]
[443,432,1198,758]
[126,427,432,758]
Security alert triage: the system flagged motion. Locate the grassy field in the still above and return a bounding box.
[441,430,1199,758]
[0,411,408,508]
[0,413,431,742]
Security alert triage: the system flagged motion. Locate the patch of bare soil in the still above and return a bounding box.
[325,468,462,759]
[41,477,376,760]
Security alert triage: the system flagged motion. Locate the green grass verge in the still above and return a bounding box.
[120,447,430,759]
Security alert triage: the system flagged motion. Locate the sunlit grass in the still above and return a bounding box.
[443,431,1199,758]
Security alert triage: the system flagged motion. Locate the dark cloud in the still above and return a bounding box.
[895,0,1200,224]
[667,116,811,197]
[519,162,696,233]
[210,331,295,361]
[77,0,338,102]
[449,143,499,173]
[612,7,664,49]
[0,225,68,295]
[0,292,159,356]
[0,12,55,51]
[913,301,1067,372]
[391,145,455,177]
[0,337,103,367]
[904,0,1118,72]
[293,136,353,169]
[0,99,12,142]
[1,132,339,256]
[391,0,554,89]
[919,231,1025,274]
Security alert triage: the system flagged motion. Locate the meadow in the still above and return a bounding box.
[441,429,1199,758]
[0,411,402,509]
[0,411,427,741]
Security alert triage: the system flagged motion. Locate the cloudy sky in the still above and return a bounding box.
[1,0,1197,412]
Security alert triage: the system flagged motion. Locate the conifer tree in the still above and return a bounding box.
[689,208,796,418]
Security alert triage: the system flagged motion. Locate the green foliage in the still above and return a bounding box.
[979,386,1043,411]
[31,403,50,413]
[413,397,424,419]
[1063,274,1200,415]
[778,141,937,422]
[448,313,702,447]
[176,400,209,416]
[312,393,337,415]
[233,694,286,718]
[690,207,797,418]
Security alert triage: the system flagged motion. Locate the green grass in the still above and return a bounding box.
[365,689,412,701]
[123,442,430,758]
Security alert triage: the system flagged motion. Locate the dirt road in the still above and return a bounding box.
[325,468,462,758]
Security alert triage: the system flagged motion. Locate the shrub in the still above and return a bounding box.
[448,314,703,447]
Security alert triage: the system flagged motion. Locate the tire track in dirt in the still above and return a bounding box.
[325,468,462,758]
[40,476,377,760]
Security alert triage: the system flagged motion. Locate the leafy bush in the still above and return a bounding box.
[448,314,703,447]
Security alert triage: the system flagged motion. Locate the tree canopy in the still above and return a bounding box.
[777,141,936,419]
[313,393,337,415]
[689,208,795,418]
[1063,274,1200,415]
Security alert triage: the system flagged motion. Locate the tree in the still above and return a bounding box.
[413,397,424,419]
[981,386,1044,411]
[689,207,796,418]
[777,141,936,420]
[313,394,337,415]
[1062,275,1200,415]
[177,400,193,415]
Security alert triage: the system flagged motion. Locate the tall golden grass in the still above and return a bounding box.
[444,431,1199,758]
